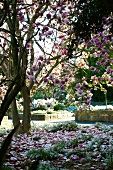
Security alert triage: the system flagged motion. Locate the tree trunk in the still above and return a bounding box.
[21,84,31,133]
[11,98,20,128]
[0,83,22,124]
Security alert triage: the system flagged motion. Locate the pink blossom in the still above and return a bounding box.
[76,89,84,96]
[28,75,35,81]
[51,5,56,10]
[87,96,91,104]
[90,66,96,71]
[49,74,54,80]
[46,102,51,108]
[23,25,27,29]
[106,66,111,72]
[32,23,36,28]
[36,22,40,26]
[54,78,60,85]
[62,49,68,55]
[39,11,43,16]
[3,42,6,47]
[39,36,42,41]
[43,78,48,83]
[26,70,30,75]
[46,60,50,65]
[26,43,31,48]
[46,13,51,19]
[61,85,65,91]
[42,26,49,32]
[46,31,53,35]
[91,75,97,80]
[76,83,82,89]
[98,76,101,81]
[38,61,41,66]
[31,65,38,71]
[60,80,65,85]
[38,55,44,61]
[61,36,66,41]
[80,158,86,162]
[46,0,50,3]
[53,89,56,93]
[65,78,68,82]
[96,61,101,66]
[70,154,79,160]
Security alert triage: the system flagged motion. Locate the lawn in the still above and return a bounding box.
[0,121,113,170]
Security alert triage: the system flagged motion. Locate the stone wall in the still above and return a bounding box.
[1,116,9,127]
[75,110,113,122]
[9,113,74,121]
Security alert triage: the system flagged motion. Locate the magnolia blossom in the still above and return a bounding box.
[60,85,65,91]
[87,96,92,104]
[82,80,88,85]
[54,78,60,85]
[76,58,89,69]
[76,89,84,96]
[38,55,44,61]
[91,75,97,80]
[43,78,48,83]
[90,66,96,71]
[31,65,38,71]
[28,75,35,82]
[106,66,111,73]
[102,73,111,81]
[49,74,54,80]
[76,83,83,89]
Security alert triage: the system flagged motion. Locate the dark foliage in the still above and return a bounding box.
[72,0,113,40]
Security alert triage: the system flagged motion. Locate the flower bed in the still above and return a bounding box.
[75,110,113,122]
[1,122,113,170]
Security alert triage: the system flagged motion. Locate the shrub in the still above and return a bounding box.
[52,141,66,154]
[64,105,77,112]
[37,164,59,170]
[33,93,43,100]
[36,163,67,170]
[33,105,46,111]
[26,148,59,169]
[53,103,64,111]
[47,111,53,114]
[49,121,78,132]
[68,138,79,147]
[26,148,59,161]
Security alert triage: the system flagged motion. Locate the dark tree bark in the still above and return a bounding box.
[21,84,31,133]
[11,98,20,128]
[0,81,22,124]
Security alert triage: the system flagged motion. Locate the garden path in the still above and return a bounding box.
[1,116,113,129]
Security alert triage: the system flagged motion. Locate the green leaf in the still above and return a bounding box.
[88,83,93,87]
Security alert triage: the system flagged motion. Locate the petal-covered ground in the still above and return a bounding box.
[0,122,113,170]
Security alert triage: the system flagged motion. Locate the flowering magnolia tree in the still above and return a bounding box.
[0,0,85,133]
